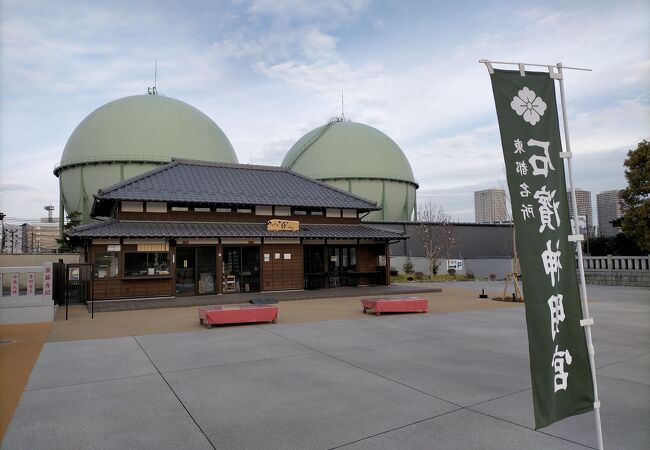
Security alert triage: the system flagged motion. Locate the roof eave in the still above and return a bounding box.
[95,196,380,212]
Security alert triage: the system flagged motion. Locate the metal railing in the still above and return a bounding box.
[54,154,172,174]
[581,255,650,271]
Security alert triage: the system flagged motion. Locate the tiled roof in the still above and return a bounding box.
[67,220,407,240]
[95,160,379,211]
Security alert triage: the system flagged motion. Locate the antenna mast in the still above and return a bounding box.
[341,90,345,121]
[147,59,158,95]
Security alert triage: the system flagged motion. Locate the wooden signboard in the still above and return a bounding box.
[267,219,299,232]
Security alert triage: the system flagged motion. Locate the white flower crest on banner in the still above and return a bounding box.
[511,87,547,125]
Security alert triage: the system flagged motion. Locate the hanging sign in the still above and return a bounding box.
[267,219,299,232]
[489,69,593,429]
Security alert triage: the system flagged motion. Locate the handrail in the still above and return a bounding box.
[54,155,172,174]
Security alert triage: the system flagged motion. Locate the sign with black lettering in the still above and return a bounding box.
[267,219,299,231]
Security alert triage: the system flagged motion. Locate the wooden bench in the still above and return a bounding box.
[198,304,278,328]
[361,297,428,316]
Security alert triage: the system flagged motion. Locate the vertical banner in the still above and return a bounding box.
[489,69,594,428]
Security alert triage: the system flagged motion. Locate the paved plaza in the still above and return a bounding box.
[2,284,649,449]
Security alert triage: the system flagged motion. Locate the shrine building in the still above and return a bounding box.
[66,159,406,300]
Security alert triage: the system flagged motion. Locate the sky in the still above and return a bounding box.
[1,0,648,225]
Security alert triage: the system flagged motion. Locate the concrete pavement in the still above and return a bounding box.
[2,283,648,449]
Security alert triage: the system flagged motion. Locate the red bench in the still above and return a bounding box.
[198,304,279,328]
[361,297,428,316]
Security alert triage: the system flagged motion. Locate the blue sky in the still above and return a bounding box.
[1,0,648,224]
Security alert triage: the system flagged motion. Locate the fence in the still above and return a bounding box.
[581,255,650,287]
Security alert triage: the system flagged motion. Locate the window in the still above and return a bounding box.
[329,247,357,272]
[122,201,143,212]
[255,205,273,216]
[146,202,167,213]
[124,252,169,276]
[94,252,119,278]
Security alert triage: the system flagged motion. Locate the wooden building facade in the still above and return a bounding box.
[67,160,407,300]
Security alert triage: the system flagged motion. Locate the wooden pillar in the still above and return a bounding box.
[259,242,265,292]
[169,240,176,296]
[384,241,390,285]
[216,243,223,294]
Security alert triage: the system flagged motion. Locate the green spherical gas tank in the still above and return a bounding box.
[55,95,238,222]
[282,120,418,221]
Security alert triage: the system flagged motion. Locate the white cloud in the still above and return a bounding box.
[249,0,368,22]
[1,0,648,223]
[300,28,338,61]
[569,100,650,154]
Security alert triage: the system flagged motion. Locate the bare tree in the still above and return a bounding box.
[416,201,457,276]
[497,174,517,270]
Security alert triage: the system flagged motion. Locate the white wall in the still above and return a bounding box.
[0,253,79,267]
[0,254,79,289]
[391,256,513,279]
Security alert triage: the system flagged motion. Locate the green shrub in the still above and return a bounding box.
[402,257,414,275]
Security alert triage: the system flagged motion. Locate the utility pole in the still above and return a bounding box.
[0,212,5,252]
[9,229,16,254]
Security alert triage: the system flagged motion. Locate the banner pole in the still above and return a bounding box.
[556,62,604,450]
[479,59,592,72]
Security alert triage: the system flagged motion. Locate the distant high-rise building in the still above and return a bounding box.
[474,188,507,223]
[567,188,593,234]
[597,190,623,237]
[18,218,60,254]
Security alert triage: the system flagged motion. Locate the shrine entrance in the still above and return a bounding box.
[175,246,217,296]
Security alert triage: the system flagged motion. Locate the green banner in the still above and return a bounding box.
[489,69,594,429]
